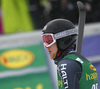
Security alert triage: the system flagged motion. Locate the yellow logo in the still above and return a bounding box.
[86,73,98,81]
[0,49,34,69]
[90,65,96,71]
[58,80,63,88]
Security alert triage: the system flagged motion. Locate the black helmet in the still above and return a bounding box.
[42,19,78,50]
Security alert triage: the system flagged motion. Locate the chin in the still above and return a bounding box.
[50,56,53,59]
[50,56,55,60]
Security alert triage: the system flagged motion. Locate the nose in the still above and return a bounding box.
[44,45,48,48]
[44,44,50,49]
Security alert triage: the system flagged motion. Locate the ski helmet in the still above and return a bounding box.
[42,19,78,51]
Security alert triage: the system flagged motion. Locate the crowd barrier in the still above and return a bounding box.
[0,31,55,89]
[0,22,100,89]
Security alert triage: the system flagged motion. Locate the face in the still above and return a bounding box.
[45,43,58,59]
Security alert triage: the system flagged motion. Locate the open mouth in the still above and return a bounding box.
[49,51,51,54]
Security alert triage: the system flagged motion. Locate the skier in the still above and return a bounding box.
[41,19,99,89]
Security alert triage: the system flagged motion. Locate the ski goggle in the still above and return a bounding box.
[42,28,78,47]
[42,34,56,47]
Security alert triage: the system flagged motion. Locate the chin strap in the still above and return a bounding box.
[54,44,76,65]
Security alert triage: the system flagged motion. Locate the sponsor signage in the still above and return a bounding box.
[0,44,53,89]
[90,65,96,71]
[86,72,98,81]
[0,49,34,69]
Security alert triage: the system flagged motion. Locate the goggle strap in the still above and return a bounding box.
[54,28,78,39]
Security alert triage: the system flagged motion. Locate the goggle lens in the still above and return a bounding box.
[42,34,55,47]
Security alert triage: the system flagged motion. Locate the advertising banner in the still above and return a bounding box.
[0,44,53,89]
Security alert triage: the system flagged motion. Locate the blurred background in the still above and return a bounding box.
[0,0,100,89]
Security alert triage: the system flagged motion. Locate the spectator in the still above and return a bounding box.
[29,0,50,29]
[0,0,3,34]
[49,0,78,24]
[1,0,34,34]
[49,0,100,24]
[92,0,100,22]
[0,8,3,34]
